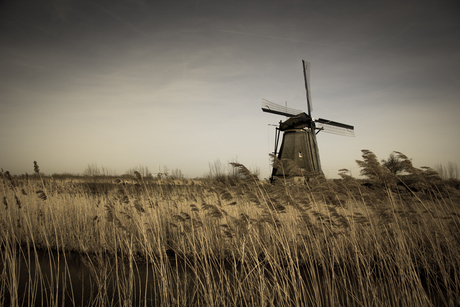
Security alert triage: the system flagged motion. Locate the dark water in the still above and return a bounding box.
[1,248,196,306]
[0,247,454,306]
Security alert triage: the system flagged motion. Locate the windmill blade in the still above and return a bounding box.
[261,99,303,117]
[316,118,354,130]
[316,123,355,137]
[302,60,312,116]
[316,118,355,137]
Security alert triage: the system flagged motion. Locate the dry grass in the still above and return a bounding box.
[1,153,460,306]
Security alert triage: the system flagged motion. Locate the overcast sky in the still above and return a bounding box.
[1,0,459,179]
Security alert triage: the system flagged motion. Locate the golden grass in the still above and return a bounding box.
[1,154,460,306]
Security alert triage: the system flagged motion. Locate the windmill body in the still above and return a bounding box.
[262,61,354,182]
[274,127,321,177]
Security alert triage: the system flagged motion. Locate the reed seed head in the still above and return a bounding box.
[33,161,40,174]
[15,195,22,209]
[5,171,12,182]
[134,171,142,181]
[36,190,47,201]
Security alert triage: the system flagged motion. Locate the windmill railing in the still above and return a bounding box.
[261,99,302,117]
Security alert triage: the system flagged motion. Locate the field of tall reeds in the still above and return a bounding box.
[1,151,459,306]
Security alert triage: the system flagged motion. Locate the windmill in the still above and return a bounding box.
[262,60,354,182]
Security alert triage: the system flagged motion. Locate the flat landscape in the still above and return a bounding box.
[1,152,460,306]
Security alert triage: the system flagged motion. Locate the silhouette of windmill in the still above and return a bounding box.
[262,60,354,182]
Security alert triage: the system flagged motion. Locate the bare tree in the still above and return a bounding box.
[83,163,101,176]
[207,158,242,182]
[100,166,117,176]
[208,159,227,180]
[169,168,184,179]
[435,162,459,180]
[83,164,117,176]
[447,161,459,180]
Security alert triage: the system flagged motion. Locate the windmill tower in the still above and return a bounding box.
[262,60,354,182]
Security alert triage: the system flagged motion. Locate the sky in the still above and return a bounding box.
[1,0,459,179]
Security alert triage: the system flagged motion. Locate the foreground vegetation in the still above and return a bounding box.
[1,151,460,306]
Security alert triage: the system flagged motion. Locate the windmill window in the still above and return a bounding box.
[299,152,303,158]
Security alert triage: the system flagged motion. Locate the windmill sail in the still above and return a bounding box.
[316,118,354,130]
[316,122,355,137]
[302,60,312,115]
[261,99,302,117]
[316,118,355,137]
[262,100,354,136]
